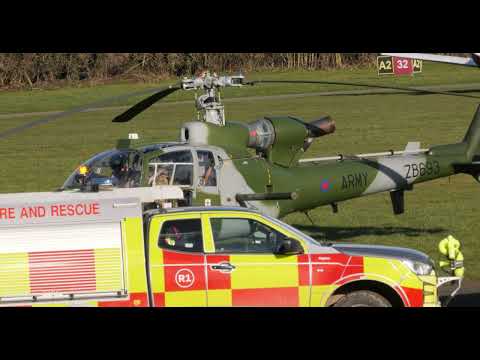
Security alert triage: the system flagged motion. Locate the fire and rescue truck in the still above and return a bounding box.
[0,186,462,307]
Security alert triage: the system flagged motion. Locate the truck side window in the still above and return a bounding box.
[210,218,287,254]
[158,219,203,253]
[197,151,217,187]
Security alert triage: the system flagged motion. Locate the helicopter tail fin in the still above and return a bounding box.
[463,105,480,161]
[448,105,480,182]
[429,106,480,183]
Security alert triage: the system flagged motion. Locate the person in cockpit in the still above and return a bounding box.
[110,154,130,187]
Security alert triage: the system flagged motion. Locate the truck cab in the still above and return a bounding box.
[141,207,441,307]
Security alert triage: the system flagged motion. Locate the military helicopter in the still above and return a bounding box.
[42,69,479,219]
[3,69,480,219]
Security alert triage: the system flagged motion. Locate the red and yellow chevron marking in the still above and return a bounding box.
[309,254,428,307]
[150,250,207,307]
[163,251,206,292]
[151,251,311,307]
[146,249,429,307]
[18,247,428,307]
[397,286,423,307]
[311,253,362,306]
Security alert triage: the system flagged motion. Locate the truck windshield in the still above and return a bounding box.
[262,214,326,246]
[62,149,143,190]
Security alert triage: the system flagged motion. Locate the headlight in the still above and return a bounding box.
[402,259,433,276]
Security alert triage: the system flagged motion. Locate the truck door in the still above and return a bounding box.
[147,213,207,307]
[203,213,310,307]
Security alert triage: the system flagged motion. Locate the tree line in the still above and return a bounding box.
[0,53,463,90]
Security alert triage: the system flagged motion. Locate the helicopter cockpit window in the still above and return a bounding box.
[148,150,193,187]
[62,149,143,190]
[197,151,217,187]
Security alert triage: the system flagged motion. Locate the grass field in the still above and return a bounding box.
[1,62,480,278]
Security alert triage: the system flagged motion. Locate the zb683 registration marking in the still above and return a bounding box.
[404,161,440,179]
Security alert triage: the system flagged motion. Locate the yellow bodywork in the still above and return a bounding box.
[4,209,439,307]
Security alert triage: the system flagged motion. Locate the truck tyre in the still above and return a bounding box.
[333,290,392,307]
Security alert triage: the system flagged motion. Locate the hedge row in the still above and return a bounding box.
[0,53,463,89]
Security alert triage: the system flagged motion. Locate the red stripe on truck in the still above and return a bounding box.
[29,249,96,294]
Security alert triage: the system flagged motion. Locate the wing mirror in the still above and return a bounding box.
[274,238,304,255]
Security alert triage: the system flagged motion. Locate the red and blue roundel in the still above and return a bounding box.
[320,180,331,192]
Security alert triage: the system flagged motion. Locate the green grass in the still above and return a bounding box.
[1,63,480,279]
[1,62,480,114]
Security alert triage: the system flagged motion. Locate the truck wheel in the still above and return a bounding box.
[333,290,392,307]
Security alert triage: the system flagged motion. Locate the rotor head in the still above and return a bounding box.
[181,72,245,90]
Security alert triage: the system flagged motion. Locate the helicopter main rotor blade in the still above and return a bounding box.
[382,53,480,68]
[0,86,177,140]
[112,84,182,123]
[246,80,480,100]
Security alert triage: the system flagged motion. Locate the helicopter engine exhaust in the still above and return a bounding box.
[306,116,336,138]
[303,116,336,152]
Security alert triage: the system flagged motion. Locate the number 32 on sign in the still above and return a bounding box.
[377,55,422,76]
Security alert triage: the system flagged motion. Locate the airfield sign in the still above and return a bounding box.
[377,55,422,76]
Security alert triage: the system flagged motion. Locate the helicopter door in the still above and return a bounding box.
[146,150,195,205]
[195,150,220,205]
[147,150,194,187]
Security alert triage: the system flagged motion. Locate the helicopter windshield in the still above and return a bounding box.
[62,149,143,190]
